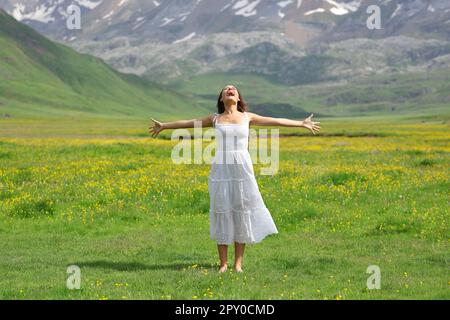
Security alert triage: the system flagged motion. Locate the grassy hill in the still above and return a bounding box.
[0,9,208,120]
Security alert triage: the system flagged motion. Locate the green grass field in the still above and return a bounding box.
[0,116,448,300]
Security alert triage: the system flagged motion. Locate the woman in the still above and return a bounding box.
[149,85,320,273]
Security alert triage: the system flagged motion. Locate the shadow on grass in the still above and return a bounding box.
[74,260,215,271]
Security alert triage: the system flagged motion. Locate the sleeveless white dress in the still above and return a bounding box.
[208,111,279,245]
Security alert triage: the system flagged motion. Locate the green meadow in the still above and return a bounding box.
[0,116,448,300]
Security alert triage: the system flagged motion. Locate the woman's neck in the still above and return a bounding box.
[223,102,238,114]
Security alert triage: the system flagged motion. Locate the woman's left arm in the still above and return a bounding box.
[247,112,321,134]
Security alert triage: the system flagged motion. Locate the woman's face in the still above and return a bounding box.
[221,85,240,103]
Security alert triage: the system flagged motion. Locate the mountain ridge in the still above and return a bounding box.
[1,1,449,43]
[1,0,450,83]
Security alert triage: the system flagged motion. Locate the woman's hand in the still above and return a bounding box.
[301,114,321,135]
[149,118,164,137]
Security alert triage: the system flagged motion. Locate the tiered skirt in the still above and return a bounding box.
[208,150,278,244]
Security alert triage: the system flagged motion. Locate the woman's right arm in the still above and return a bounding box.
[149,114,214,137]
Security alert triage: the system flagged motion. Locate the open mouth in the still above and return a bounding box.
[226,92,235,96]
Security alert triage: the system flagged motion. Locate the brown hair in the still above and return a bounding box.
[216,86,248,114]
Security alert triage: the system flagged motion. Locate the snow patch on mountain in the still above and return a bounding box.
[301,1,360,17]
[277,0,293,8]
[172,32,196,44]
[277,0,293,19]
[178,11,191,22]
[233,1,250,10]
[57,6,68,18]
[325,0,361,15]
[305,8,325,16]
[337,0,361,12]
[11,0,104,23]
[133,20,145,30]
[221,2,232,12]
[103,10,114,20]
[330,6,348,15]
[12,3,56,23]
[391,4,402,19]
[75,0,103,10]
[234,0,261,17]
[160,17,174,26]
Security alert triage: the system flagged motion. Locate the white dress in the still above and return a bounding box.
[208,111,279,245]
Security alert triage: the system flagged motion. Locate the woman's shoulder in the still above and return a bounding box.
[244,111,255,121]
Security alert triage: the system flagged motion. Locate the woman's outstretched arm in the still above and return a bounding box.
[247,112,321,135]
[149,114,214,137]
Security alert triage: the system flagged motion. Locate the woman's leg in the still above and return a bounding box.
[234,242,245,272]
[218,244,228,272]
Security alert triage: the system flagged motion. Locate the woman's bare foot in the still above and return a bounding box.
[234,265,243,273]
[219,265,228,273]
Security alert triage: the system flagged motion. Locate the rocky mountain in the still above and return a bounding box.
[1,0,450,84]
[2,0,449,42]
